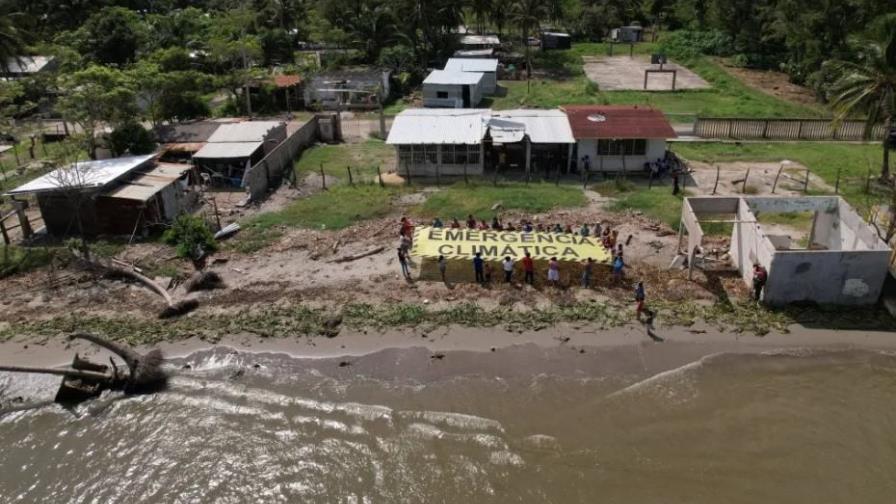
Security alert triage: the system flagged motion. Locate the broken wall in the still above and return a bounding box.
[765,250,891,305]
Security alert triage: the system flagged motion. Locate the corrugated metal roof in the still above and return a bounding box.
[193,141,263,159]
[3,56,53,74]
[562,105,677,139]
[460,35,500,46]
[386,109,490,145]
[454,49,494,57]
[5,154,156,195]
[489,110,575,144]
[444,58,499,73]
[207,121,283,143]
[423,69,485,85]
[103,164,191,202]
[272,74,302,88]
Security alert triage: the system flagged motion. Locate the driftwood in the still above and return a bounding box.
[331,246,385,263]
[87,258,199,318]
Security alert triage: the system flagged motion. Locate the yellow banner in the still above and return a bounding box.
[411,226,611,263]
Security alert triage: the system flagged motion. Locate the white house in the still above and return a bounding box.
[387,109,489,177]
[459,34,501,50]
[562,105,676,173]
[444,58,499,95]
[422,69,485,108]
[386,108,575,178]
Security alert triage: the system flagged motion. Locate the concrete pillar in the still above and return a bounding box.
[525,137,531,175]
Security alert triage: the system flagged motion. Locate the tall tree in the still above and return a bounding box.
[56,65,137,159]
[468,0,492,34]
[0,4,28,73]
[76,6,147,66]
[511,0,548,82]
[828,14,896,180]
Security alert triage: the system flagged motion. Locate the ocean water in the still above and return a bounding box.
[1,345,895,503]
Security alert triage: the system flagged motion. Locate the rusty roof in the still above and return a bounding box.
[272,74,302,88]
[561,105,677,140]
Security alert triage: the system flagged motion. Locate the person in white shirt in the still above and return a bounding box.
[502,256,514,283]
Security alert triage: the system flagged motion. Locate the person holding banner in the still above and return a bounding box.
[438,255,447,282]
[547,257,560,287]
[522,253,535,285]
[502,256,514,283]
[473,253,485,284]
[581,258,595,288]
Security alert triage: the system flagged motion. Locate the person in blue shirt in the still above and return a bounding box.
[613,255,625,282]
[432,217,444,228]
[473,253,485,284]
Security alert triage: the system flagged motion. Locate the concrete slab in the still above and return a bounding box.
[583,56,711,91]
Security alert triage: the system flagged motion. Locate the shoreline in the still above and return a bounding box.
[3,321,896,369]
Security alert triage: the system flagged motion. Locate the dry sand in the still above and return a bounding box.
[583,55,710,91]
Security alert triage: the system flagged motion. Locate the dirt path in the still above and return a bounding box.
[714,58,823,111]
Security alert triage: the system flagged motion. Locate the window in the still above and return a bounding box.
[437,91,449,99]
[467,145,480,165]
[597,139,647,156]
[413,145,425,164]
[424,145,438,164]
[398,145,412,164]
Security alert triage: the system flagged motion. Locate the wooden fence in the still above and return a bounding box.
[694,118,887,141]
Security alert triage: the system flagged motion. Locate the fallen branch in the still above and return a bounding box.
[331,246,385,263]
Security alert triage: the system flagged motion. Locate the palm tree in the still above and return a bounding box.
[828,15,896,181]
[0,6,28,74]
[511,0,547,84]
[469,0,492,34]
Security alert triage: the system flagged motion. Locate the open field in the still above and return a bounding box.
[294,138,394,181]
[415,181,587,220]
[582,55,710,91]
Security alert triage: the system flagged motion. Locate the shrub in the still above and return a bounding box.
[163,215,218,258]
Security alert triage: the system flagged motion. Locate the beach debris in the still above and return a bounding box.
[430,353,445,360]
[331,246,385,263]
[0,333,168,404]
[338,361,352,367]
[183,271,225,293]
[214,222,241,240]
[321,315,342,338]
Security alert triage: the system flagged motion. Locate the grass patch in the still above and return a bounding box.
[250,184,399,231]
[0,245,66,278]
[492,43,823,121]
[606,185,684,229]
[672,141,886,210]
[415,181,587,220]
[295,139,394,182]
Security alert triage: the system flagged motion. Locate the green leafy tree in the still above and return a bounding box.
[828,14,896,180]
[511,0,548,82]
[0,5,28,73]
[108,119,157,157]
[57,65,137,159]
[76,6,147,66]
[163,214,218,259]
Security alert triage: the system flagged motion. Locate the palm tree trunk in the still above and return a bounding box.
[882,116,892,181]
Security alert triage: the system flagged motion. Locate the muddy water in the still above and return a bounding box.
[1,344,896,503]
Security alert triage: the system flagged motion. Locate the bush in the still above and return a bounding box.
[163,215,218,258]
[108,119,156,156]
[659,30,734,60]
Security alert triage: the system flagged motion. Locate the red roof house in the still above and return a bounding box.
[562,105,677,139]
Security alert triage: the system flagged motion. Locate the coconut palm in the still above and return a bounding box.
[828,15,896,180]
[511,0,548,83]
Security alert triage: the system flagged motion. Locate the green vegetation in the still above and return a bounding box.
[250,185,399,231]
[672,141,885,209]
[163,215,218,258]
[0,245,64,278]
[295,139,394,181]
[416,182,587,220]
[594,181,684,229]
[494,44,823,121]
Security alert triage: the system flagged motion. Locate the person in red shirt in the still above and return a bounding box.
[522,252,535,285]
[752,263,768,301]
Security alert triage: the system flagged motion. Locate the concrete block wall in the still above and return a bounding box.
[245,117,319,201]
[765,250,891,305]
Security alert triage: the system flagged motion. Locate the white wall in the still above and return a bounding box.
[422,82,482,108]
[479,72,496,94]
[575,139,666,172]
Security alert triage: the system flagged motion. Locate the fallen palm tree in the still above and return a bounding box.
[0,333,168,404]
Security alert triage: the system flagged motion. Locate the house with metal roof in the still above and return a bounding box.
[192,121,287,186]
[2,56,57,79]
[459,34,501,50]
[4,154,196,237]
[422,69,486,108]
[444,58,499,95]
[386,108,575,178]
[562,105,676,173]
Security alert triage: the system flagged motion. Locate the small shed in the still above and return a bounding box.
[3,154,195,237]
[541,32,572,50]
[303,68,391,110]
[459,35,501,50]
[422,70,485,108]
[453,48,495,58]
[192,121,286,186]
[562,105,676,173]
[444,58,499,95]
[387,109,488,177]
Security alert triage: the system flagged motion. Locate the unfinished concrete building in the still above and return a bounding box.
[680,196,892,306]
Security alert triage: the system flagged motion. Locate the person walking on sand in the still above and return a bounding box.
[581,257,595,288]
[502,256,514,283]
[522,252,535,285]
[438,255,448,282]
[397,248,411,279]
[473,252,485,284]
[634,281,646,320]
[752,263,768,301]
[547,257,560,287]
